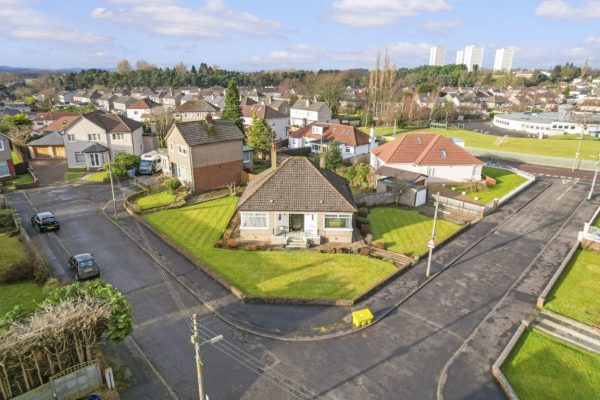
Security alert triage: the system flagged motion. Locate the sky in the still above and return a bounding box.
[0,0,599,71]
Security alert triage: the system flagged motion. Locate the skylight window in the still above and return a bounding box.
[416,137,422,144]
[440,149,447,158]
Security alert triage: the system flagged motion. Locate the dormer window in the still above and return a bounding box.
[312,125,324,135]
[440,149,447,158]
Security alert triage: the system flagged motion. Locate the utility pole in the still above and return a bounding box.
[426,192,440,277]
[191,314,223,400]
[107,161,118,221]
[588,154,600,200]
[572,131,584,172]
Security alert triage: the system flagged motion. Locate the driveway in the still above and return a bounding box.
[5,178,598,399]
[29,158,67,185]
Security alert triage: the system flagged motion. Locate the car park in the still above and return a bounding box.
[31,212,60,232]
[68,253,100,280]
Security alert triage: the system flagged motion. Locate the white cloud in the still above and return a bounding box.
[534,0,600,19]
[92,0,283,40]
[245,51,317,66]
[0,0,108,44]
[331,0,452,27]
[584,36,600,46]
[424,19,464,32]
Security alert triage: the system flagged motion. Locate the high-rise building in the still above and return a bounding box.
[463,44,484,72]
[494,48,514,72]
[429,46,445,66]
[456,50,464,65]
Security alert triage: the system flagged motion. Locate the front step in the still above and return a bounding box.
[286,239,308,248]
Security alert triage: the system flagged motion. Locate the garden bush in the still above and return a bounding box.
[215,240,224,248]
[227,239,239,249]
[245,244,258,251]
[356,216,370,225]
[373,241,385,249]
[164,177,181,194]
[360,247,371,256]
[106,153,141,177]
[358,207,369,217]
[0,255,49,285]
[360,224,371,236]
[0,208,15,230]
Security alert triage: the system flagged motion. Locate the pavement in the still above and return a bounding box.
[29,158,67,185]
[5,175,599,400]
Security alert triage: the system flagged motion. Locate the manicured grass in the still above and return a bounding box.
[0,233,27,274]
[458,166,527,205]
[11,150,22,164]
[1,174,34,191]
[368,126,414,137]
[369,207,461,256]
[545,250,600,325]
[83,171,109,182]
[135,190,176,211]
[66,168,87,182]
[0,233,49,316]
[502,328,600,400]
[144,197,397,299]
[0,281,50,316]
[427,128,600,161]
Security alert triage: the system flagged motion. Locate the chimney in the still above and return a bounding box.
[270,142,277,169]
[305,99,310,107]
[369,127,375,143]
[319,147,325,169]
[205,115,213,126]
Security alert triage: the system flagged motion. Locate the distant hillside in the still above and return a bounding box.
[0,65,84,73]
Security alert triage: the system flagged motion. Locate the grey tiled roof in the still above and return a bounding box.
[237,157,357,213]
[81,110,142,133]
[82,143,110,153]
[27,132,64,146]
[172,119,244,146]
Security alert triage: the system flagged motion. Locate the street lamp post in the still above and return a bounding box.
[426,192,440,277]
[107,161,118,221]
[192,314,223,400]
[588,154,600,201]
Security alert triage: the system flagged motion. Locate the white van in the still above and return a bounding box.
[139,150,165,175]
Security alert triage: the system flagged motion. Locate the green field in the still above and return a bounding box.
[0,233,48,316]
[144,197,397,300]
[545,249,600,325]
[369,207,461,256]
[1,174,34,190]
[457,166,528,205]
[503,328,600,400]
[369,126,415,137]
[427,128,600,161]
[135,190,176,211]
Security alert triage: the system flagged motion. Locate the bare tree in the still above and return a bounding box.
[151,107,175,147]
[136,59,156,70]
[174,62,188,75]
[116,59,132,74]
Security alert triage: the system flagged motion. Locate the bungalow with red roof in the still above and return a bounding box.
[289,122,375,159]
[370,133,484,183]
[241,104,288,141]
[126,98,161,122]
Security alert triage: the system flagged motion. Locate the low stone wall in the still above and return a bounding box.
[492,320,529,400]
[537,241,581,308]
[491,164,536,209]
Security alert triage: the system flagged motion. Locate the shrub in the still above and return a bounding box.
[359,247,371,256]
[360,224,371,236]
[334,247,344,254]
[356,216,370,225]
[0,259,33,284]
[358,207,369,217]
[106,153,142,178]
[227,239,239,249]
[245,244,258,251]
[0,208,15,230]
[373,241,385,249]
[164,177,181,194]
[215,240,224,248]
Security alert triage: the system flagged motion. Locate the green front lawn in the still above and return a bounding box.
[429,128,600,161]
[83,171,109,182]
[545,250,600,325]
[0,233,49,316]
[1,174,34,191]
[502,328,600,400]
[144,197,397,300]
[66,168,87,182]
[135,190,176,211]
[369,207,461,257]
[457,166,528,205]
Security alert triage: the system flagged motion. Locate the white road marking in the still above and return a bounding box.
[556,184,575,201]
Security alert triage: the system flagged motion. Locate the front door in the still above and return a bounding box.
[90,153,101,168]
[289,214,304,231]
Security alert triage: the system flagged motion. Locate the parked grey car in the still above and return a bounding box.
[68,253,100,280]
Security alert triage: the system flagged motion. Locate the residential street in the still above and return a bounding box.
[6,177,598,400]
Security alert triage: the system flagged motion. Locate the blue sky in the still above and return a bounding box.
[0,0,599,71]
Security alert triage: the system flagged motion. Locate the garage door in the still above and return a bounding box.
[415,188,428,207]
[34,147,52,158]
[54,146,65,158]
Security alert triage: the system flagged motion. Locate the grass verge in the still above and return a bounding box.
[135,190,176,211]
[502,328,600,400]
[66,168,88,182]
[456,166,527,205]
[84,171,109,182]
[144,197,397,300]
[1,174,34,190]
[545,249,600,325]
[369,207,461,256]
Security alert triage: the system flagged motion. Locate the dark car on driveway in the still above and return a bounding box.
[68,253,100,280]
[31,212,60,232]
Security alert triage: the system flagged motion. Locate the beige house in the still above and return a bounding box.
[237,157,357,247]
[164,116,245,193]
[174,99,219,122]
[62,111,144,169]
